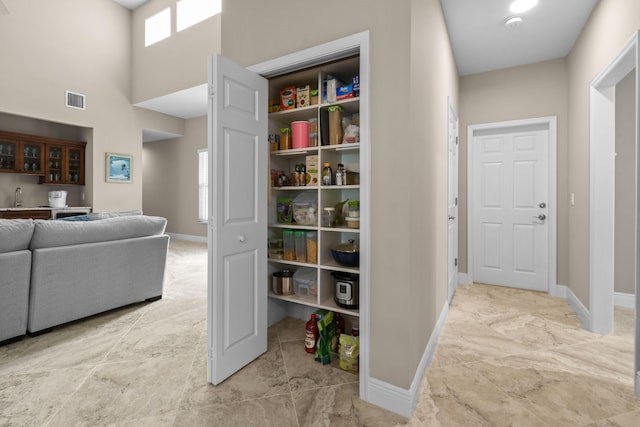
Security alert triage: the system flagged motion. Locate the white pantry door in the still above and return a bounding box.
[472,128,549,291]
[207,54,268,384]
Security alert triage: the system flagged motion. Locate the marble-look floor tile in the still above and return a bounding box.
[589,409,640,426]
[408,363,546,427]
[179,337,289,409]
[173,394,297,427]
[104,301,205,362]
[0,304,146,374]
[613,307,635,337]
[294,382,408,427]
[0,366,93,426]
[472,353,640,426]
[47,353,195,426]
[280,340,358,392]
[270,316,306,342]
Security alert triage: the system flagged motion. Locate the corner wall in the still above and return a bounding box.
[566,0,640,307]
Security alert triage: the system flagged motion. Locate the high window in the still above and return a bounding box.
[177,0,221,32]
[144,7,171,47]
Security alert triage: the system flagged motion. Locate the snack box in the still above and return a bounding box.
[336,84,354,100]
[280,86,296,110]
[297,85,310,108]
[306,155,319,186]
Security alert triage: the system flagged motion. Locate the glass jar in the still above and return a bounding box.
[280,127,291,150]
[322,207,335,227]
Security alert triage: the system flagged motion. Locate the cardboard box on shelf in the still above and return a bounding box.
[306,155,319,186]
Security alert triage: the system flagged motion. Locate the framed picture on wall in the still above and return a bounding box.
[105,152,132,183]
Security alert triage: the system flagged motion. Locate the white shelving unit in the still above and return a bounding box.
[267,55,363,320]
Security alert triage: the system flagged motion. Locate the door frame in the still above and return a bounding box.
[448,98,459,302]
[467,116,558,294]
[246,31,371,401]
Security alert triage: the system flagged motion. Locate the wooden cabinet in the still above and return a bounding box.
[0,130,85,185]
[43,142,85,185]
[267,55,365,319]
[0,137,44,175]
[0,209,51,220]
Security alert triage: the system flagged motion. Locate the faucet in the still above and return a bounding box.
[15,187,22,208]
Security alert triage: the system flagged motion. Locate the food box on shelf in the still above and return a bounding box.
[306,155,318,186]
[297,85,310,108]
[293,193,318,225]
[293,267,317,301]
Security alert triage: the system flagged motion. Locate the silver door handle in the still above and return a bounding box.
[448,216,455,220]
[238,234,246,242]
[533,214,546,221]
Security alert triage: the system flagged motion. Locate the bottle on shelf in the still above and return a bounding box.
[335,163,345,186]
[305,314,318,354]
[322,162,333,186]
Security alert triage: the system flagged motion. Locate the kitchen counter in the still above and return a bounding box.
[0,206,92,211]
[0,206,92,220]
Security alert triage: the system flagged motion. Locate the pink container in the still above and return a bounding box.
[291,121,310,149]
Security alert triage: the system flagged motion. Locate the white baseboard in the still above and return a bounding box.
[367,300,449,418]
[458,273,471,285]
[167,233,207,243]
[614,292,636,308]
[550,284,567,298]
[566,286,591,330]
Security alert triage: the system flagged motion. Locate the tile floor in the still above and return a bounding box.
[0,239,638,426]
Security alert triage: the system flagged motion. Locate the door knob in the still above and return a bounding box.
[533,214,546,221]
[238,234,246,242]
[539,202,546,208]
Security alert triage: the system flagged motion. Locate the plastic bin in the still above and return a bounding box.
[293,267,317,301]
[293,193,318,225]
[283,230,295,261]
[306,231,317,264]
[294,230,307,262]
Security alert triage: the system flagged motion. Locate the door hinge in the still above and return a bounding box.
[209,85,216,99]
[456,136,459,145]
[455,197,458,206]
[455,258,458,267]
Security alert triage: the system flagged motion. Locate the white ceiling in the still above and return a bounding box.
[126,0,600,140]
[441,0,599,76]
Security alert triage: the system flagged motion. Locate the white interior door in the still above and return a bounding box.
[472,128,549,291]
[207,54,268,384]
[448,101,459,301]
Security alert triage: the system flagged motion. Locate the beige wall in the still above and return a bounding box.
[131,0,221,103]
[459,59,569,285]
[131,0,220,237]
[222,0,458,389]
[143,116,207,237]
[567,0,640,307]
[0,0,170,213]
[614,71,636,295]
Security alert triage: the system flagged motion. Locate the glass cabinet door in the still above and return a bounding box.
[67,147,84,184]
[47,145,64,182]
[0,140,17,171]
[22,143,44,174]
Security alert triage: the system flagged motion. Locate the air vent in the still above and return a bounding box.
[66,91,85,110]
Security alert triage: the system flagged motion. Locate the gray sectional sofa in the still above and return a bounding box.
[0,215,170,344]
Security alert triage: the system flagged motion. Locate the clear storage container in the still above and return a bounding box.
[293,267,317,301]
[283,230,295,261]
[293,193,318,225]
[294,230,307,263]
[306,231,317,264]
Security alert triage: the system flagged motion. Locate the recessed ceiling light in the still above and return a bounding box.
[510,0,538,14]
[505,16,523,28]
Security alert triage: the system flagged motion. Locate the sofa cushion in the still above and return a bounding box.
[0,219,35,253]
[30,215,167,249]
[87,210,143,221]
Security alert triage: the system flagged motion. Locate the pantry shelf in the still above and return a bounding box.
[267,292,360,318]
[268,223,318,231]
[320,260,360,274]
[268,258,318,268]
